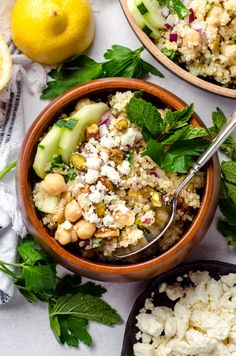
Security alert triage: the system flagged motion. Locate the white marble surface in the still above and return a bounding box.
[0,1,236,355]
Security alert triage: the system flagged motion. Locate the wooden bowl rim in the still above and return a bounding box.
[119,0,236,99]
[17,77,218,274]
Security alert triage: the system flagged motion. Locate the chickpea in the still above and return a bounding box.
[74,219,96,240]
[85,124,99,141]
[182,28,202,48]
[95,229,119,238]
[75,98,94,111]
[65,199,82,222]
[206,6,227,26]
[41,173,67,196]
[55,224,72,245]
[115,210,135,227]
[52,207,65,223]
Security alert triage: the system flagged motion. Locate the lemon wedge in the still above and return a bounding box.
[0,34,12,91]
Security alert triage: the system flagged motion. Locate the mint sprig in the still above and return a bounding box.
[0,236,122,349]
[125,96,208,173]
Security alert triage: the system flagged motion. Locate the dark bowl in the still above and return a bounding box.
[17,78,220,282]
[121,260,236,356]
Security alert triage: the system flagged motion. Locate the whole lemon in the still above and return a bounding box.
[11,0,94,65]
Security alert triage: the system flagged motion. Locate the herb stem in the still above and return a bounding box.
[0,161,17,180]
[0,260,22,268]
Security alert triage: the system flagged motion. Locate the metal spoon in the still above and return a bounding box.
[115,111,236,259]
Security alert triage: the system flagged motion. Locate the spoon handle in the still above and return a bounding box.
[176,111,236,196]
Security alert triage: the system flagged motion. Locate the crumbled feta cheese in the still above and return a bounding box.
[85,169,99,184]
[115,203,129,214]
[117,160,130,175]
[63,220,72,230]
[100,151,109,163]
[134,272,236,356]
[121,128,141,147]
[100,136,116,148]
[103,215,114,227]
[86,156,101,170]
[136,314,163,337]
[89,190,103,204]
[133,343,155,356]
[101,165,121,185]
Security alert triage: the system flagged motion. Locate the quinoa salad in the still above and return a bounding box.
[128,0,236,87]
[32,91,205,262]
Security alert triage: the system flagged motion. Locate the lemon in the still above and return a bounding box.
[11,0,94,65]
[0,34,12,91]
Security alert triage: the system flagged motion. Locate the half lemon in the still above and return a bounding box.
[0,34,12,91]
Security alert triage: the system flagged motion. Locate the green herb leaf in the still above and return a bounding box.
[17,235,49,265]
[161,125,208,144]
[41,46,163,100]
[221,161,236,184]
[57,316,92,348]
[165,104,195,130]
[161,48,177,60]
[45,154,65,173]
[23,265,56,292]
[126,97,165,137]
[159,0,190,19]
[142,139,165,166]
[50,293,122,326]
[209,108,236,160]
[65,166,77,181]
[55,118,78,130]
[218,220,236,246]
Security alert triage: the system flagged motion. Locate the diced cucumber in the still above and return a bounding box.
[33,125,63,179]
[134,0,165,29]
[58,102,108,163]
[127,0,161,39]
[35,194,60,214]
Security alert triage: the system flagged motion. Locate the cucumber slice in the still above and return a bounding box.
[134,0,165,29]
[127,0,161,39]
[33,125,63,179]
[35,194,60,214]
[58,102,109,163]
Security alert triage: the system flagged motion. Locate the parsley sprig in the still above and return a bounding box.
[0,236,121,349]
[41,45,164,100]
[209,108,236,245]
[125,95,209,173]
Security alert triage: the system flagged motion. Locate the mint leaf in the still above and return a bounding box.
[142,139,165,166]
[56,275,106,297]
[23,265,56,292]
[58,316,92,347]
[161,125,208,144]
[41,46,164,100]
[165,104,194,130]
[209,108,236,160]
[218,220,236,246]
[221,161,236,184]
[126,97,165,136]
[50,293,122,326]
[17,235,49,265]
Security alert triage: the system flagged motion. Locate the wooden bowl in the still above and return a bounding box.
[121,260,236,355]
[120,0,236,99]
[17,78,220,282]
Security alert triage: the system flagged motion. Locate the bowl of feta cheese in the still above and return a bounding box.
[122,260,236,355]
[17,78,220,281]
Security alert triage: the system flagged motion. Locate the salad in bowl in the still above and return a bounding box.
[32,89,208,262]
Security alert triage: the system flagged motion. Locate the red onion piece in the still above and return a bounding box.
[169,33,178,42]
[143,218,154,226]
[99,110,112,127]
[188,8,195,23]
[164,23,173,30]
[161,7,169,18]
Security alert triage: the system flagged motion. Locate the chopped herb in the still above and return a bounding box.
[159,0,190,19]
[45,155,77,182]
[55,118,78,130]
[65,166,77,181]
[0,235,122,348]
[162,48,177,60]
[41,45,164,100]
